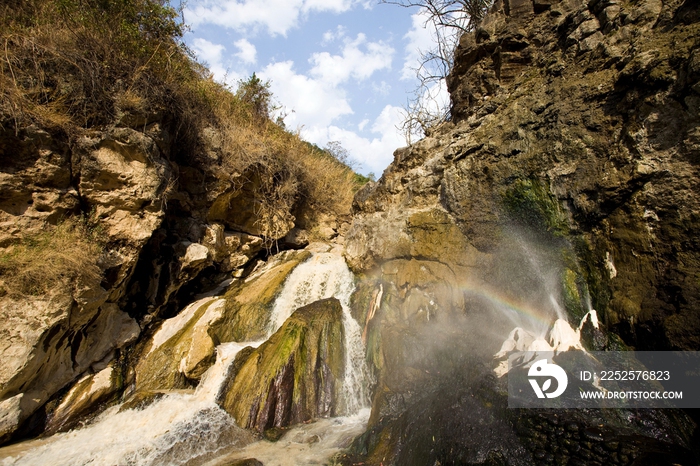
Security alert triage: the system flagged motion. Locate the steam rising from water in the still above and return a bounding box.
[485,235,600,375]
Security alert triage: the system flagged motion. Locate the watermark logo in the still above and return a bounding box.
[509,351,699,408]
[528,359,568,399]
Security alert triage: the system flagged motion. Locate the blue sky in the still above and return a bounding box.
[178,0,449,176]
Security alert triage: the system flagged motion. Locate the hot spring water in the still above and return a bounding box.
[0,253,370,466]
[478,238,601,376]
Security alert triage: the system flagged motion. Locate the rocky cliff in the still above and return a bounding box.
[348,0,700,351]
[0,119,299,442]
[1,0,700,463]
[0,0,371,442]
[343,0,700,463]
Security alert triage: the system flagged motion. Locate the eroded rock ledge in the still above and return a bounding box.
[347,0,700,351]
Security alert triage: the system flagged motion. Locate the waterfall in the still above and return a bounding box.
[267,252,370,414]
[1,343,259,466]
[0,252,371,465]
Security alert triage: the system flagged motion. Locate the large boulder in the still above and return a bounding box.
[132,297,225,392]
[0,292,138,443]
[217,298,345,432]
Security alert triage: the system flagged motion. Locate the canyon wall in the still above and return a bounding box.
[343,0,700,463]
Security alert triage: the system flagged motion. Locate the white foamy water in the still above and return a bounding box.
[1,342,260,466]
[267,253,354,334]
[267,252,371,414]
[201,408,371,466]
[1,252,372,466]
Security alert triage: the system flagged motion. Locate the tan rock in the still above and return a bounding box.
[180,299,226,380]
[45,364,120,434]
[0,294,139,440]
[181,242,210,269]
[0,394,23,443]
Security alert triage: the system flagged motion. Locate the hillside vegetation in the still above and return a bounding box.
[0,0,364,296]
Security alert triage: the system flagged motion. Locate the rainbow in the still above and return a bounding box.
[457,280,563,335]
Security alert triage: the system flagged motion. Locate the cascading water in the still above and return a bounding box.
[0,251,370,465]
[0,342,260,466]
[267,252,370,414]
[485,237,602,376]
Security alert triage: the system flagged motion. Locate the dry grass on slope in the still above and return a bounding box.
[217,113,358,237]
[0,0,364,249]
[0,218,103,298]
[0,0,193,127]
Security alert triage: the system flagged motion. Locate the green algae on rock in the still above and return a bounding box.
[212,250,312,343]
[217,298,345,432]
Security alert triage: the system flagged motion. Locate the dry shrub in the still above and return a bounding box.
[0,218,103,297]
[0,0,207,137]
[0,0,366,245]
[217,105,358,239]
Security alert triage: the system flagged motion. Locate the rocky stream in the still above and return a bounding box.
[1,0,700,464]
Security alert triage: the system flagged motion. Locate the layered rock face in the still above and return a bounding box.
[445,0,700,350]
[348,0,700,350]
[0,116,313,442]
[344,0,699,463]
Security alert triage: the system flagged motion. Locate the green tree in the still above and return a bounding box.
[236,73,273,119]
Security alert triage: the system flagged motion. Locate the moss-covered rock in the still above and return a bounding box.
[133,297,222,392]
[501,178,568,237]
[211,250,311,342]
[217,298,345,432]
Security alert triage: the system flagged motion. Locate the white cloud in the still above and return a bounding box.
[372,81,391,96]
[257,48,408,175]
[331,105,406,175]
[309,34,394,87]
[260,61,353,130]
[191,38,229,82]
[402,11,435,80]
[259,33,393,132]
[234,39,257,64]
[186,0,356,37]
[419,78,450,119]
[302,0,354,14]
[302,105,406,176]
[322,25,347,45]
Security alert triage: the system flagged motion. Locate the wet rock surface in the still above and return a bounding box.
[340,367,697,466]
[342,0,700,464]
[217,298,346,432]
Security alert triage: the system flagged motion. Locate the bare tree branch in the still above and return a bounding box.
[383,0,493,142]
